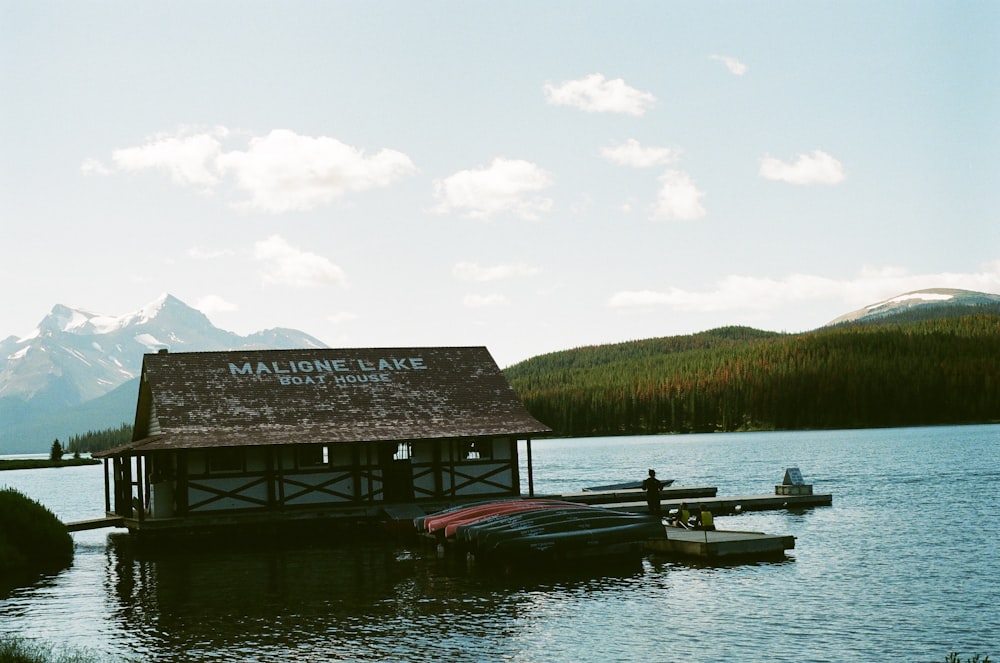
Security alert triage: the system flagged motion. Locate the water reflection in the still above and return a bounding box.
[4,427,997,661]
[106,535,421,658]
[100,533,652,661]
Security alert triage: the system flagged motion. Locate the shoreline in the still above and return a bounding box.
[0,458,100,471]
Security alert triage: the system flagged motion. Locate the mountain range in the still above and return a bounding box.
[3,288,998,454]
[0,294,326,454]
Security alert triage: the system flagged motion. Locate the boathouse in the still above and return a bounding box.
[95,347,551,535]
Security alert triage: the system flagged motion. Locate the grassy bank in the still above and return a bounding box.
[0,636,109,663]
[0,458,100,472]
[0,489,73,592]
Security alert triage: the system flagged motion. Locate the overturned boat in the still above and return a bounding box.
[417,499,665,569]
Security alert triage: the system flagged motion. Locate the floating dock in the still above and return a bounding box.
[591,491,832,515]
[645,528,795,560]
[557,485,717,506]
[565,484,825,562]
[65,516,124,532]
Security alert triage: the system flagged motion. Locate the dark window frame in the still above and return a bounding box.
[461,439,493,461]
[207,448,244,474]
[296,444,329,469]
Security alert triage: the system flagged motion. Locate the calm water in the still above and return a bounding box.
[2,426,998,662]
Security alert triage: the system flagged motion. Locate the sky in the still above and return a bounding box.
[2,2,999,368]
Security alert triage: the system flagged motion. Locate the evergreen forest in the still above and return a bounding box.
[503,310,1000,437]
[66,423,133,454]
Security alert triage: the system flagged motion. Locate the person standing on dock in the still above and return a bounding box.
[642,469,665,515]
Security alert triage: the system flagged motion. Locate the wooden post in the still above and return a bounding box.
[275,446,285,507]
[134,455,145,522]
[174,453,188,516]
[116,456,131,517]
[432,440,443,498]
[526,438,534,497]
[103,458,111,514]
[265,446,276,509]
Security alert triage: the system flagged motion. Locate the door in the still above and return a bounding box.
[379,441,414,502]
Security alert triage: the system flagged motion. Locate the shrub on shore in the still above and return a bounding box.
[0,488,73,590]
[0,635,103,663]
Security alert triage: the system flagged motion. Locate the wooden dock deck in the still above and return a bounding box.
[645,528,795,560]
[597,492,832,515]
[558,485,717,506]
[65,516,124,532]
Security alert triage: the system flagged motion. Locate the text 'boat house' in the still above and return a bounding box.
[96,347,551,537]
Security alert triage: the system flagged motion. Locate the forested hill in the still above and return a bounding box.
[504,310,1000,437]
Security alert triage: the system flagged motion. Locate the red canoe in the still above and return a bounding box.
[423,499,580,537]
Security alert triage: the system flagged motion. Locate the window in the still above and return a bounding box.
[297,445,329,468]
[208,448,243,473]
[393,442,411,461]
[462,439,492,460]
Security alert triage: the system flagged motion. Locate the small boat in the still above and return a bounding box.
[441,501,583,539]
[413,498,502,533]
[468,509,654,550]
[420,498,580,536]
[486,519,666,566]
[455,506,609,545]
[420,499,668,570]
[582,479,674,492]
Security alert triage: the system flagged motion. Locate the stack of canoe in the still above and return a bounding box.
[416,498,666,568]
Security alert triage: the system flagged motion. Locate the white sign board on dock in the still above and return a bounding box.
[776,467,813,495]
[782,467,805,486]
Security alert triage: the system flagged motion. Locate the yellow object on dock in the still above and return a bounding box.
[645,528,795,560]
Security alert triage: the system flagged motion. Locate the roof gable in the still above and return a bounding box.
[129,347,550,450]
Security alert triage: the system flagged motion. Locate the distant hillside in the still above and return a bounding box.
[8,378,142,453]
[505,311,1000,437]
[825,288,1000,326]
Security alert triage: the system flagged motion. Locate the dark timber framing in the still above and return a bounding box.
[96,347,551,536]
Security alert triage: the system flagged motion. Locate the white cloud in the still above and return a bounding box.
[84,127,416,212]
[217,129,417,213]
[710,54,748,76]
[463,293,509,308]
[609,263,1000,315]
[111,127,228,189]
[432,158,554,220]
[452,261,540,282]
[759,150,845,185]
[652,170,706,220]
[328,311,359,325]
[253,235,347,287]
[543,73,656,116]
[196,294,239,314]
[187,245,235,260]
[601,139,680,168]
[80,158,111,176]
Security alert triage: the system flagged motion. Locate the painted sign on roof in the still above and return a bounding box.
[121,346,551,451]
[228,355,427,386]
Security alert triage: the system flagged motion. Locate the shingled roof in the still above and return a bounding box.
[102,347,551,454]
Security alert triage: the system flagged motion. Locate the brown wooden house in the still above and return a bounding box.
[96,346,551,536]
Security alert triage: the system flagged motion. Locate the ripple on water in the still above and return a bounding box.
[1,426,998,661]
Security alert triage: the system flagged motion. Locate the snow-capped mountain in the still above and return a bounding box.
[0,294,327,452]
[825,288,1000,326]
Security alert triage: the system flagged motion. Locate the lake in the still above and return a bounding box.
[2,425,997,662]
